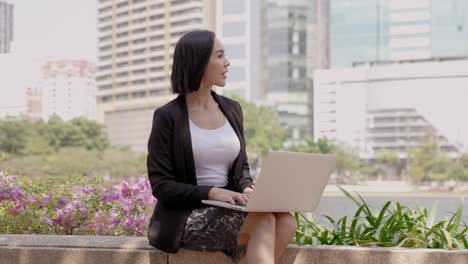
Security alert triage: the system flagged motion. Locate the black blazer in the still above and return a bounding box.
[146,90,254,253]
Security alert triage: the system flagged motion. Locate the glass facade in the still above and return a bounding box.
[431,0,468,57]
[330,0,468,68]
[267,0,308,92]
[0,2,14,53]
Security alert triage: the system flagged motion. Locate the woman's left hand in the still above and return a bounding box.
[243,187,254,194]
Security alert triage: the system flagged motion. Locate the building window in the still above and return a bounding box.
[132,48,147,55]
[117,2,129,8]
[99,25,112,33]
[132,69,146,75]
[132,38,146,45]
[150,3,165,10]
[150,56,164,62]
[117,51,129,57]
[117,11,129,18]
[99,35,112,42]
[117,21,129,28]
[132,7,147,14]
[117,31,129,38]
[171,7,202,16]
[100,96,112,102]
[132,27,147,34]
[132,17,147,24]
[132,91,147,98]
[132,79,147,85]
[117,61,129,67]
[132,58,146,65]
[150,89,166,96]
[99,16,112,23]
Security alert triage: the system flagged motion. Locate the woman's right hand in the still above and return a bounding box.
[207,187,249,205]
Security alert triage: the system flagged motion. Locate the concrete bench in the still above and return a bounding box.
[1,234,468,264]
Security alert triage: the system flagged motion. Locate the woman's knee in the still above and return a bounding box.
[239,212,276,236]
[274,213,297,234]
[251,212,276,227]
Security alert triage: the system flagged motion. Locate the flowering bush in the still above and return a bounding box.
[0,172,156,236]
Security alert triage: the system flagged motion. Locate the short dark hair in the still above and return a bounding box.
[171,30,216,94]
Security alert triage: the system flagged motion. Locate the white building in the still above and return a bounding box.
[30,60,97,121]
[314,58,468,159]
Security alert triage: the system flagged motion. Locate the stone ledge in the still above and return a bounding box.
[1,234,468,264]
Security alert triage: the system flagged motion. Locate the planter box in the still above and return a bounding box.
[1,234,467,264]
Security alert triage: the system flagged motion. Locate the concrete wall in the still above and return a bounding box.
[1,234,468,264]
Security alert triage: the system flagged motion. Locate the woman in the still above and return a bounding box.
[147,30,297,264]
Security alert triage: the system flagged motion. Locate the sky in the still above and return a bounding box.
[0,0,97,112]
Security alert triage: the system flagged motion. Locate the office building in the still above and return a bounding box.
[263,0,309,143]
[329,0,468,68]
[0,1,13,53]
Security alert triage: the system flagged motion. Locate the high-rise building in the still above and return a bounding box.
[30,60,97,121]
[0,1,13,53]
[96,0,216,153]
[215,0,263,101]
[329,0,468,68]
[264,0,309,143]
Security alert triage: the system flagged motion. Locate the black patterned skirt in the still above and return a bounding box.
[180,206,248,263]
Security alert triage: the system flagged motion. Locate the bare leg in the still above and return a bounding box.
[273,212,297,261]
[237,212,276,264]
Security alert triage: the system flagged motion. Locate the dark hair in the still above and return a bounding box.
[171,30,216,94]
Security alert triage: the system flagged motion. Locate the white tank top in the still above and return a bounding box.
[189,118,241,187]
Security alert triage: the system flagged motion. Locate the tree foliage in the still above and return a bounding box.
[289,136,360,180]
[0,115,109,156]
[407,132,467,183]
[0,116,143,181]
[233,96,287,162]
[1,147,146,182]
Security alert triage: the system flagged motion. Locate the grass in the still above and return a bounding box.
[294,186,468,249]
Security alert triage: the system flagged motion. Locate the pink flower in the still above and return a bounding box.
[9,202,25,214]
[120,181,132,198]
[81,187,92,195]
[109,218,121,228]
[57,198,69,206]
[79,207,88,218]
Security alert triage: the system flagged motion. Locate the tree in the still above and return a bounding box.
[333,144,360,179]
[376,149,401,178]
[232,96,286,163]
[407,132,452,183]
[0,118,33,155]
[461,152,468,169]
[70,117,109,151]
[289,136,360,181]
[0,116,110,155]
[289,137,333,154]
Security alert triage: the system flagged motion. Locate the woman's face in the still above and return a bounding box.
[201,38,230,88]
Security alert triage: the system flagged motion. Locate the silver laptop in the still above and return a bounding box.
[202,151,336,212]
